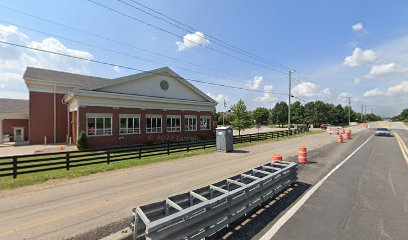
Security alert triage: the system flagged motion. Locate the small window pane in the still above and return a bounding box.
[127,118,133,129]
[120,118,126,128]
[96,118,104,129]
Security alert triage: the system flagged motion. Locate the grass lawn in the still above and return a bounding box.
[0,130,321,191]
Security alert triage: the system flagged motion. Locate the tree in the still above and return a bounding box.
[76,131,88,150]
[291,101,304,124]
[230,99,253,135]
[270,101,288,127]
[252,107,270,125]
[392,108,408,121]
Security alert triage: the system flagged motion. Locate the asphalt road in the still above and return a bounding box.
[0,126,367,240]
[263,122,408,240]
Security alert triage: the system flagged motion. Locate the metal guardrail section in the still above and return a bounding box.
[131,161,297,240]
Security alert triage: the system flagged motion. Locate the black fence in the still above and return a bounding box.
[0,126,308,179]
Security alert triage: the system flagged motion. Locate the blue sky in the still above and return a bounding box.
[1,0,408,116]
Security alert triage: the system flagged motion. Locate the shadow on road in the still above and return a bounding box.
[212,181,311,240]
[231,149,250,154]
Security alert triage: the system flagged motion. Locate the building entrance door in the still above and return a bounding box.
[14,127,24,142]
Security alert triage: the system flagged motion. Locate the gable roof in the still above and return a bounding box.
[0,98,29,114]
[23,67,110,87]
[78,67,217,104]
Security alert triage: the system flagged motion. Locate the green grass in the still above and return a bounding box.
[404,122,408,127]
[0,131,321,190]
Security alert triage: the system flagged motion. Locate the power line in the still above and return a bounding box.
[0,19,264,86]
[0,4,245,78]
[0,40,290,96]
[118,0,290,71]
[86,0,287,74]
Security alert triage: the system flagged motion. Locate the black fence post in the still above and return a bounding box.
[249,135,252,142]
[203,140,206,150]
[12,156,17,179]
[66,152,70,170]
[240,135,243,143]
[167,142,170,155]
[187,141,190,152]
[257,133,259,141]
[107,150,111,164]
[138,145,142,159]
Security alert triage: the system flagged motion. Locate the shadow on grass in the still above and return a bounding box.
[212,181,311,240]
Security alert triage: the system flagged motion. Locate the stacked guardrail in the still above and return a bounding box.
[131,161,297,240]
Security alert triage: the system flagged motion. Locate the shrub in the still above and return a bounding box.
[76,131,88,150]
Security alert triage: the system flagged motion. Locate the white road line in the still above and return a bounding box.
[258,134,374,240]
[394,132,408,165]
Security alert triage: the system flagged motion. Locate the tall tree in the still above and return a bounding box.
[291,101,304,124]
[252,107,270,125]
[230,99,253,135]
[271,101,288,127]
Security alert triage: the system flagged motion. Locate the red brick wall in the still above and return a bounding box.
[29,91,68,144]
[78,106,214,149]
[2,119,29,141]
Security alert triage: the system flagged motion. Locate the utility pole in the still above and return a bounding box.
[347,97,351,125]
[288,70,293,130]
[361,104,364,122]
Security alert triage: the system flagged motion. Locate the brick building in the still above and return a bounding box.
[19,66,217,148]
[0,99,29,144]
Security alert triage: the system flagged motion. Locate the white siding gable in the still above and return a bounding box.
[96,74,208,102]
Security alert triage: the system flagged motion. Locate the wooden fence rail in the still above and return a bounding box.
[0,127,308,179]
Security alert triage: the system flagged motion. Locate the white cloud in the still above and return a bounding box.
[343,47,377,67]
[254,84,277,103]
[387,81,408,95]
[352,22,364,32]
[207,92,230,104]
[353,78,361,84]
[292,82,331,97]
[113,66,122,73]
[365,62,405,78]
[176,31,210,51]
[246,76,263,90]
[0,23,94,100]
[363,88,384,97]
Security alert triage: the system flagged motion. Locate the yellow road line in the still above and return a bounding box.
[394,132,408,165]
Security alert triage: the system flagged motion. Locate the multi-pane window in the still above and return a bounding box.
[184,115,197,131]
[200,116,211,130]
[167,115,181,132]
[120,114,140,135]
[86,114,112,136]
[146,115,162,133]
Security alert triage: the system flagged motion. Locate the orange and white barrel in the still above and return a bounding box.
[298,146,308,164]
[345,130,351,140]
[272,154,282,161]
[337,134,343,143]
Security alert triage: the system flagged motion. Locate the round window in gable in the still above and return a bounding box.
[160,80,169,90]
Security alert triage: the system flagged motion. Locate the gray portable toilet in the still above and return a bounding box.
[216,126,233,152]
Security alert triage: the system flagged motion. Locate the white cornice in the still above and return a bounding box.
[74,89,216,107]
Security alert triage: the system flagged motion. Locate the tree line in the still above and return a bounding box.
[215,99,382,134]
[391,108,408,121]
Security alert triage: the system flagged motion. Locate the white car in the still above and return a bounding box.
[374,128,392,136]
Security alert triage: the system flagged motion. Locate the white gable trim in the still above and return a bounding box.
[80,67,217,104]
[72,89,215,106]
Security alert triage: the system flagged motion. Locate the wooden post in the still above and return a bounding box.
[187,141,189,152]
[66,152,70,170]
[107,150,111,164]
[12,156,17,179]
[167,142,170,155]
[138,145,142,159]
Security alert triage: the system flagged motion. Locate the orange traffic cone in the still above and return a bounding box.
[272,154,282,161]
[337,134,343,143]
[298,146,308,164]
